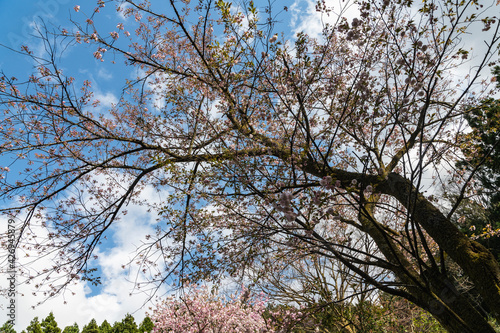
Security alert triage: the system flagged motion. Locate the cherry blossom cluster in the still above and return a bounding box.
[273,192,297,222]
[150,286,275,333]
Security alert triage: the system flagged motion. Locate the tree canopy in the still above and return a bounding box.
[455,93,500,260]
[1,0,500,331]
[40,313,61,333]
[62,323,79,333]
[22,318,42,333]
[457,69,500,229]
[81,320,98,333]
[1,321,17,333]
[97,321,110,333]
[11,314,152,333]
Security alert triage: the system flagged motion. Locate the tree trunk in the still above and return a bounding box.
[358,195,495,332]
[380,173,500,324]
[300,163,500,329]
[419,270,495,333]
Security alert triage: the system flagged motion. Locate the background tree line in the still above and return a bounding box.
[0,313,153,333]
[0,300,442,333]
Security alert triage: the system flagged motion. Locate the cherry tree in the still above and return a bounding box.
[1,0,500,331]
[150,285,275,333]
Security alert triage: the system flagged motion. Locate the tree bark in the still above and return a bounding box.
[419,269,495,333]
[299,158,500,329]
[358,195,495,332]
[380,172,500,324]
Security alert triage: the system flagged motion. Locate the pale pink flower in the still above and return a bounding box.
[93,51,102,60]
[74,5,80,12]
[285,212,297,222]
[151,286,275,333]
[75,31,82,43]
[319,175,332,186]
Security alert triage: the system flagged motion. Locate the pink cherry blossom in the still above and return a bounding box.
[151,286,275,333]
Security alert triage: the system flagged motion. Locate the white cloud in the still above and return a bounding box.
[76,69,119,115]
[289,0,359,40]
[0,180,170,331]
[94,90,119,110]
[116,2,133,22]
[97,68,113,81]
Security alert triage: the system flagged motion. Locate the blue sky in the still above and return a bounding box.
[0,0,335,330]
[0,0,166,330]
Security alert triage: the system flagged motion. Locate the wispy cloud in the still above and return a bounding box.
[0,179,169,331]
[98,68,113,81]
[289,0,358,40]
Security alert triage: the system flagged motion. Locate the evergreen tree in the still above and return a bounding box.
[137,318,153,333]
[120,315,137,333]
[457,69,500,260]
[110,322,122,333]
[1,321,17,333]
[62,323,79,333]
[24,318,42,333]
[98,321,111,333]
[81,320,98,333]
[41,313,61,333]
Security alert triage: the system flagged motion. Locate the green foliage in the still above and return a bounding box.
[265,297,446,333]
[137,318,153,333]
[1,321,17,333]
[62,323,78,333]
[31,314,149,333]
[5,304,447,333]
[110,321,122,333]
[376,293,446,333]
[41,313,61,333]
[456,69,500,260]
[463,97,500,205]
[98,321,111,333]
[119,314,138,333]
[488,316,500,332]
[296,301,384,333]
[81,320,98,333]
[25,318,43,333]
[449,92,500,317]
